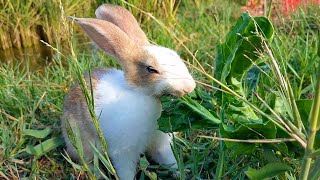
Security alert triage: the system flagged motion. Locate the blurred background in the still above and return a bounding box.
[1,0,319,71]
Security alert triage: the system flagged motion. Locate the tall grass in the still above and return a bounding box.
[0,0,183,50]
[0,0,95,50]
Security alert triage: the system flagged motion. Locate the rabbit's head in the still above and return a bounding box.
[71,4,195,97]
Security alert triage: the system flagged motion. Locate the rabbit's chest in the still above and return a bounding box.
[94,69,162,125]
[93,70,162,153]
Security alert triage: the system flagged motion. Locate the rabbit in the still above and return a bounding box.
[61,4,196,180]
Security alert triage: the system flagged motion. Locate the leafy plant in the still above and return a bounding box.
[174,12,320,179]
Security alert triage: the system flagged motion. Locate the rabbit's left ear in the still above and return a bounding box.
[69,17,141,69]
[95,4,149,45]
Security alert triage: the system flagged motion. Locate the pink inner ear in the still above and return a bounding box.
[74,17,135,62]
[81,24,116,55]
[95,5,150,45]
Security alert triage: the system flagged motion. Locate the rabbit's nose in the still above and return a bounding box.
[182,79,196,94]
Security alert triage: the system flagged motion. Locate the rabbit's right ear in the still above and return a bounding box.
[70,17,138,66]
[95,5,149,45]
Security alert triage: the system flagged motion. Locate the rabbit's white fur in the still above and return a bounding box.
[144,46,194,96]
[62,4,195,180]
[95,69,162,178]
[94,46,186,178]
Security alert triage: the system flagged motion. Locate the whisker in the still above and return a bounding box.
[162,70,190,77]
[159,64,178,66]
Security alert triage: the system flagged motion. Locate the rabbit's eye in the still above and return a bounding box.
[146,66,159,74]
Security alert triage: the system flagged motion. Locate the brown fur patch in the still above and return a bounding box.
[124,51,162,88]
[61,68,111,162]
[96,4,149,45]
[74,17,137,66]
[65,68,110,105]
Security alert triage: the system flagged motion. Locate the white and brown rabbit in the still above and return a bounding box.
[61,4,196,180]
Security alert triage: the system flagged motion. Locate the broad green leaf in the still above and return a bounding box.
[159,91,220,132]
[245,162,292,180]
[316,133,320,149]
[248,16,274,39]
[215,13,274,82]
[273,95,287,116]
[271,142,289,156]
[180,96,221,124]
[23,127,52,139]
[26,137,64,157]
[222,138,256,157]
[296,99,313,126]
[229,36,264,79]
[262,149,279,163]
[220,39,243,84]
[220,121,277,156]
[139,156,150,171]
[214,13,274,124]
[221,121,277,139]
[139,156,157,180]
[143,170,157,180]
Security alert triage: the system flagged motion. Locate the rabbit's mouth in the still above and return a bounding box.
[170,90,186,97]
[158,89,187,97]
[151,80,196,97]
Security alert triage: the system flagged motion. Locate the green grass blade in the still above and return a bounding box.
[23,127,52,139]
[61,154,83,170]
[26,137,64,157]
[214,135,225,179]
[310,148,320,158]
[300,69,320,180]
[89,142,114,178]
[245,162,293,180]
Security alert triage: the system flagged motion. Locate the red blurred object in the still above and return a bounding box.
[242,0,320,17]
[283,0,320,15]
[241,0,265,16]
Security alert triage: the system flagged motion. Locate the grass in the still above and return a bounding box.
[0,0,320,179]
[0,0,97,50]
[0,0,183,50]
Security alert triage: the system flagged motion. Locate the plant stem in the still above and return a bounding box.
[267,0,273,19]
[299,69,320,180]
[214,133,225,179]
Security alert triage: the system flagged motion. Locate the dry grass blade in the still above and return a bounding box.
[0,109,19,122]
[254,92,307,148]
[199,135,296,143]
[0,171,10,180]
[195,80,232,95]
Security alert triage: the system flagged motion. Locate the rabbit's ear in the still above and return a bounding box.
[95,4,149,45]
[70,17,138,66]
